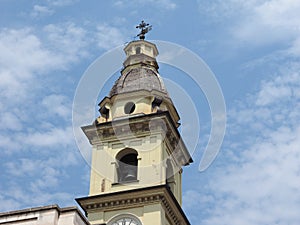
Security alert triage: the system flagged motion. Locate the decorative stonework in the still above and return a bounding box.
[76,185,189,225]
[82,112,192,167]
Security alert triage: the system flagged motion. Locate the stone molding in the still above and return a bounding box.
[76,185,190,225]
[82,111,192,167]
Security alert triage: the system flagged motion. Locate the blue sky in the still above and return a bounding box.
[1,1,300,225]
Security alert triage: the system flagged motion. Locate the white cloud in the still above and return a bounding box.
[183,190,213,210]
[0,25,88,102]
[287,36,300,56]
[233,0,300,45]
[198,0,300,57]
[42,94,71,118]
[47,0,77,7]
[0,112,22,131]
[113,0,176,10]
[30,1,77,18]
[188,64,300,225]
[5,159,39,177]
[31,166,60,189]
[0,135,21,153]
[0,184,74,211]
[22,126,74,147]
[0,25,90,155]
[43,23,90,67]
[0,28,53,89]
[0,24,89,121]
[2,142,82,209]
[0,194,21,212]
[96,24,126,50]
[255,72,299,106]
[31,5,54,17]
[0,23,90,211]
[203,127,300,225]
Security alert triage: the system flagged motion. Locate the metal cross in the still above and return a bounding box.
[136,20,152,40]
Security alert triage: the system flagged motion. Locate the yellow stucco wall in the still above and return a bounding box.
[87,203,166,225]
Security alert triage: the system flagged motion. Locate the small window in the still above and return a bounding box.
[135,46,141,54]
[124,102,135,114]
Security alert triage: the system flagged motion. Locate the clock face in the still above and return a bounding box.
[111,217,141,225]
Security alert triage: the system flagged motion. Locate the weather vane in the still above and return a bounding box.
[136,20,152,40]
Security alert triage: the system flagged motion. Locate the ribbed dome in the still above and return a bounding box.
[109,67,169,98]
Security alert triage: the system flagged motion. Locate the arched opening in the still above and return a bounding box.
[135,46,141,54]
[116,149,138,183]
[166,159,175,193]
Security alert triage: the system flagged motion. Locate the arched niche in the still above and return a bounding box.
[116,148,138,183]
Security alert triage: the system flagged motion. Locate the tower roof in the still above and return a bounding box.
[97,38,180,128]
[109,67,169,98]
[108,40,170,99]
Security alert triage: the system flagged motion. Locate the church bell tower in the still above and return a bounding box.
[76,21,193,225]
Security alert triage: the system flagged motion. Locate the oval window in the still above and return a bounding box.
[124,102,135,114]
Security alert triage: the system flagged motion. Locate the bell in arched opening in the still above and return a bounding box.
[117,153,138,183]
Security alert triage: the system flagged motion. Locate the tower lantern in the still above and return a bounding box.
[76,22,193,225]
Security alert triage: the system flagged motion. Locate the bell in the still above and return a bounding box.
[122,165,137,182]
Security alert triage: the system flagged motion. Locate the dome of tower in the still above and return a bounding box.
[97,38,180,130]
[109,67,169,98]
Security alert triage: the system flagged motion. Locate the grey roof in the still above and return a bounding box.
[109,67,169,98]
[0,204,90,225]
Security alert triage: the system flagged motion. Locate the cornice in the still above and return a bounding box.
[76,185,190,225]
[81,112,193,166]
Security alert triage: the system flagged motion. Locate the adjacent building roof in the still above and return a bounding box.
[0,205,90,225]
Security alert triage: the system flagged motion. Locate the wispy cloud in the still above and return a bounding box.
[198,0,300,58]
[96,24,127,50]
[47,0,78,7]
[113,0,177,10]
[184,62,300,225]
[42,94,71,119]
[233,0,300,48]
[22,127,74,148]
[43,23,90,67]
[30,0,77,18]
[0,23,91,210]
[31,5,54,18]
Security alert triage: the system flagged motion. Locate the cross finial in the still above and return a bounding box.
[136,20,152,40]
